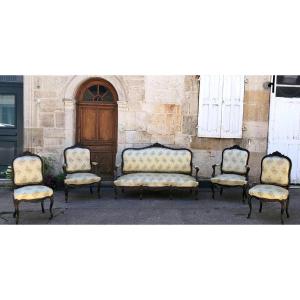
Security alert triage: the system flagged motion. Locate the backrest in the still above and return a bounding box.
[64,146,91,173]
[12,152,43,186]
[260,152,291,187]
[221,145,249,174]
[122,143,192,174]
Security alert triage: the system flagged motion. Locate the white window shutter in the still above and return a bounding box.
[220,75,244,138]
[197,75,223,137]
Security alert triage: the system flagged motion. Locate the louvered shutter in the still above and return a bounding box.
[197,75,223,137]
[220,75,244,138]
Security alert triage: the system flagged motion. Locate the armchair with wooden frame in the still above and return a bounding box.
[211,145,250,202]
[12,151,54,224]
[63,145,101,202]
[247,151,292,224]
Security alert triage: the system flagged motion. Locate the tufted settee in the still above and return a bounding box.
[114,143,199,199]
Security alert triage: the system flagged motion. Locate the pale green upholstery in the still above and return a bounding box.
[13,156,43,185]
[64,173,101,185]
[122,147,192,173]
[114,173,198,188]
[14,185,53,201]
[222,148,248,174]
[211,174,247,186]
[65,147,91,172]
[249,184,289,201]
[261,156,290,186]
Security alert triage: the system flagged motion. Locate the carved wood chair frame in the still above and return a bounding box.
[11,151,54,224]
[63,144,101,202]
[247,151,292,224]
[211,144,250,202]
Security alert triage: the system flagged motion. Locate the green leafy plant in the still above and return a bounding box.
[41,156,64,190]
[5,166,12,180]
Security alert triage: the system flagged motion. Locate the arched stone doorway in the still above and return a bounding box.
[76,78,118,179]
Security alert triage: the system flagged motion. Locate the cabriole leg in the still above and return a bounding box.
[242,186,247,203]
[90,185,93,194]
[14,200,20,224]
[211,184,215,199]
[247,197,252,219]
[259,201,262,213]
[286,197,290,218]
[41,201,45,213]
[280,201,285,224]
[49,196,54,219]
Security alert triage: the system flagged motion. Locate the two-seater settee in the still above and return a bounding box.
[114,143,199,199]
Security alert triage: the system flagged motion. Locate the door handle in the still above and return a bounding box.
[268,75,275,93]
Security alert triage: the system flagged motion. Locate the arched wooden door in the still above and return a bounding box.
[76,78,118,179]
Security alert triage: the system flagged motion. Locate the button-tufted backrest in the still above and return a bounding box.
[261,154,291,186]
[13,155,43,186]
[122,146,192,174]
[65,147,91,172]
[221,148,249,174]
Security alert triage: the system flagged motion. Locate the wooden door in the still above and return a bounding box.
[268,75,300,183]
[76,78,118,179]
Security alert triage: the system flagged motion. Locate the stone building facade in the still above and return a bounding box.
[23,75,271,181]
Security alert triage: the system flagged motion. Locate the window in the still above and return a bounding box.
[82,84,113,102]
[0,95,15,128]
[197,75,245,138]
[275,75,300,98]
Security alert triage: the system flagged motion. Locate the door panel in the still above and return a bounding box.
[98,108,115,142]
[268,75,300,183]
[80,107,98,142]
[76,78,118,179]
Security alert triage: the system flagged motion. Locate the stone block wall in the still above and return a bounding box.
[24,75,271,180]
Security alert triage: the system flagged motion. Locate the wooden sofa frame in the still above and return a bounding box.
[114,143,200,200]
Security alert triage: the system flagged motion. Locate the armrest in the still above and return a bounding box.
[91,161,100,173]
[114,164,122,179]
[192,164,200,180]
[212,164,221,177]
[62,163,67,174]
[245,165,250,180]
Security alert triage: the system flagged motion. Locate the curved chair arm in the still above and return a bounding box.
[114,164,121,179]
[245,165,250,181]
[248,182,259,189]
[212,164,221,177]
[91,161,100,174]
[193,164,200,180]
[62,164,67,175]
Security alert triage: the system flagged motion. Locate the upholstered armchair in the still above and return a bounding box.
[63,145,101,202]
[247,151,292,224]
[12,152,54,224]
[211,145,250,202]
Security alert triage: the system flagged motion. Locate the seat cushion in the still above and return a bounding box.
[114,173,198,188]
[211,174,247,186]
[248,184,289,201]
[64,173,101,185]
[14,185,53,201]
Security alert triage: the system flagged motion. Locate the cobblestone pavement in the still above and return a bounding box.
[0,186,299,225]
